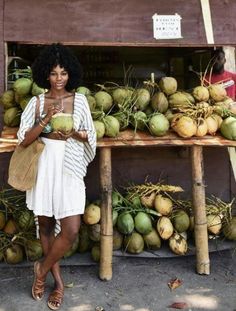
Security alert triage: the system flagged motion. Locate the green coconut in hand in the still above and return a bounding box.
[50,113,74,134]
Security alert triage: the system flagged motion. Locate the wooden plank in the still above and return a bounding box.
[2,128,236,153]
[3,0,206,46]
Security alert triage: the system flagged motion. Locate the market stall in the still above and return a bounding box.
[0,0,236,280]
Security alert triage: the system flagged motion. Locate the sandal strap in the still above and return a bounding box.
[34,279,45,294]
[48,289,64,304]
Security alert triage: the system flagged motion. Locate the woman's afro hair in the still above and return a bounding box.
[31,43,83,91]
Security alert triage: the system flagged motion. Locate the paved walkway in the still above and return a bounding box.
[0,249,236,311]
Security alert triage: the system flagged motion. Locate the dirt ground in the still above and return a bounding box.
[0,249,236,311]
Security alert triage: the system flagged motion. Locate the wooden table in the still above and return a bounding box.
[1,127,236,280]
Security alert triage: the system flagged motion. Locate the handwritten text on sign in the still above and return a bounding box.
[152,14,182,39]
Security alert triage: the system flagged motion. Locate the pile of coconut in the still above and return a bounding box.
[110,182,236,257]
[77,76,236,140]
[0,187,43,264]
[2,70,236,141]
[0,73,45,127]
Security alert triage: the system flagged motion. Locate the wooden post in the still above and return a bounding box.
[191,146,210,275]
[99,147,113,281]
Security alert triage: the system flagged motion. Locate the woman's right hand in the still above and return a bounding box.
[45,104,62,123]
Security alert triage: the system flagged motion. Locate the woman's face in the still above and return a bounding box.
[48,65,69,90]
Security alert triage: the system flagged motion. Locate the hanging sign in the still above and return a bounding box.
[152,13,182,39]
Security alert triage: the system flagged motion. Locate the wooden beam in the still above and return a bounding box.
[191,146,210,275]
[99,147,113,281]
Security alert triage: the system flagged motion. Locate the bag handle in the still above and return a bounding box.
[35,95,40,121]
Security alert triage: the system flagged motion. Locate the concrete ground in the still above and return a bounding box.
[0,249,236,311]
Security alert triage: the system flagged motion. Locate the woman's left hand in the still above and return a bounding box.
[55,130,75,140]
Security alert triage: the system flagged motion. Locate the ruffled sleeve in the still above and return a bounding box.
[17,96,37,143]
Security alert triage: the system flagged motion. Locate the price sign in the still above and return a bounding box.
[152,13,182,39]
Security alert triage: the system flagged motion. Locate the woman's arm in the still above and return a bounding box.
[20,103,61,147]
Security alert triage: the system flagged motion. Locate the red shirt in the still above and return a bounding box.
[204,70,236,100]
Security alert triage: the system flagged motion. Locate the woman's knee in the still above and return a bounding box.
[38,217,55,236]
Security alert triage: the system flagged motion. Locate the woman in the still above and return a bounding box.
[17,43,96,310]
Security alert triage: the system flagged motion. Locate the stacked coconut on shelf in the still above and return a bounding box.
[1,69,236,140]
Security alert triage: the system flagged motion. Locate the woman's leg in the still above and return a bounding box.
[36,215,81,279]
[38,216,64,290]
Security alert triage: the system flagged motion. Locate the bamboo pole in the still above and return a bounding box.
[99,147,113,281]
[191,145,210,275]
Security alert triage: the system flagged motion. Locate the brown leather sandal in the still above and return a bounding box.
[32,261,45,301]
[47,289,64,310]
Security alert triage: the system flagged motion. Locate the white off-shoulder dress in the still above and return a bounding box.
[17,93,96,234]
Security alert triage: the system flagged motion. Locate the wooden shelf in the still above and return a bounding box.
[1,127,236,153]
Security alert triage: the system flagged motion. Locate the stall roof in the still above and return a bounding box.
[2,0,236,46]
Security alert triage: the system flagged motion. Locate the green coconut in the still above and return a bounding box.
[50,113,74,134]
[4,107,21,127]
[13,78,32,96]
[31,82,45,96]
[93,120,105,139]
[91,109,106,120]
[165,109,175,122]
[19,95,32,110]
[124,232,144,254]
[17,210,35,231]
[78,224,92,253]
[88,223,100,242]
[91,245,100,262]
[112,191,124,207]
[117,212,134,235]
[182,91,195,104]
[112,111,129,130]
[134,212,152,235]
[86,95,96,111]
[172,210,190,233]
[76,86,91,96]
[112,88,133,108]
[103,115,120,137]
[148,113,169,136]
[220,116,236,140]
[95,91,113,112]
[159,77,177,95]
[133,88,150,111]
[223,217,236,240]
[113,227,123,250]
[0,90,16,109]
[5,244,24,264]
[151,92,169,113]
[64,234,80,258]
[25,239,43,261]
[131,111,148,131]
[112,210,119,226]
[169,91,194,108]
[143,228,161,250]
[126,193,141,207]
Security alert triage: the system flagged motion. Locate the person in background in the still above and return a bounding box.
[204,48,236,100]
[17,43,96,310]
